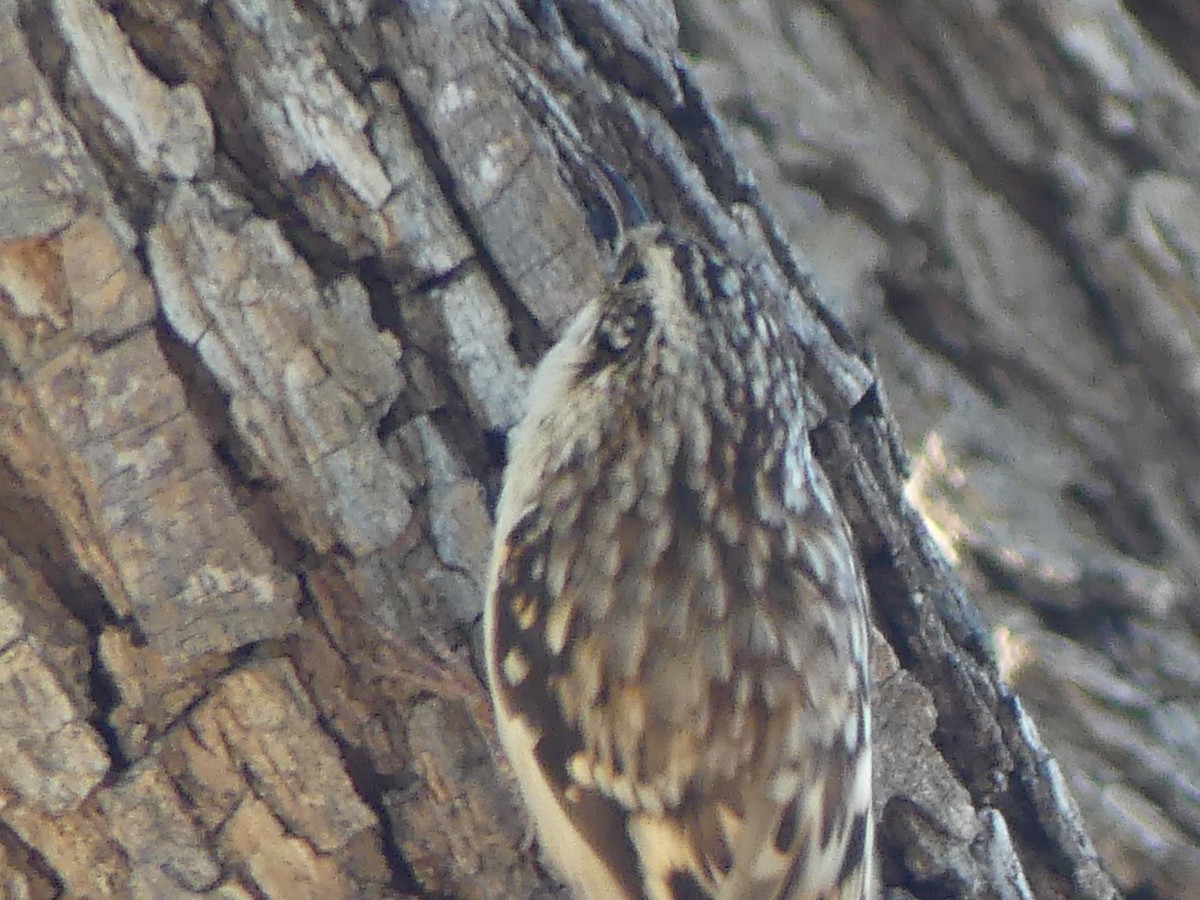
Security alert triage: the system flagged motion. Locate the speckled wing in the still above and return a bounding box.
[485,450,873,900]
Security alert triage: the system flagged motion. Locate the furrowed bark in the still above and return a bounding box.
[3,1,1194,897]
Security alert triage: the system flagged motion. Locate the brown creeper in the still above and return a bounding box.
[484,221,874,899]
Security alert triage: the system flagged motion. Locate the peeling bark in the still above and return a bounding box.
[1,0,1193,897]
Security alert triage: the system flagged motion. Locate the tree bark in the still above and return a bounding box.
[0,0,1192,897]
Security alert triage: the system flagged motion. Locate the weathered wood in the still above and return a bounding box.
[1,0,1194,897]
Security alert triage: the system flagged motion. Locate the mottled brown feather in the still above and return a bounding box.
[485,224,874,899]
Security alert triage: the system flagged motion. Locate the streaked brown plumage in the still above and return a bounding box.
[485,221,874,899]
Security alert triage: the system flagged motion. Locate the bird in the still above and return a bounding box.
[483,206,874,899]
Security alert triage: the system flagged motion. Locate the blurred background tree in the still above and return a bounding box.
[0,1,1194,897]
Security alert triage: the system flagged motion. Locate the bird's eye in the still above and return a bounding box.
[580,303,653,378]
[598,303,651,356]
[619,261,648,288]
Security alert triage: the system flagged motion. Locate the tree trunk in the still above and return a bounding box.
[0,0,1192,897]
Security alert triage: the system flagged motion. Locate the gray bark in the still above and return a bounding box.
[0,0,1192,897]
